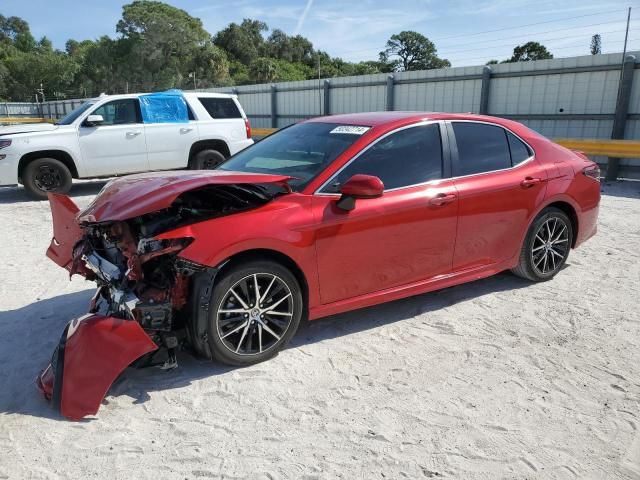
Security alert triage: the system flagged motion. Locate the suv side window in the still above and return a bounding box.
[452,122,511,176]
[198,97,242,119]
[90,99,141,126]
[322,123,443,193]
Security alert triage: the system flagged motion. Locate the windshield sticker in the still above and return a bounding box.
[330,125,370,135]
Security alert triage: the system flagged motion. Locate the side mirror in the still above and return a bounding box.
[336,174,384,211]
[84,114,104,126]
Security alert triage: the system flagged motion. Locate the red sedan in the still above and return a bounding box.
[39,112,600,419]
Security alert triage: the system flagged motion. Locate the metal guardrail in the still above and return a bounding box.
[555,139,640,158]
[0,117,55,125]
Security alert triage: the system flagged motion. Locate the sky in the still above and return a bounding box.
[2,0,638,66]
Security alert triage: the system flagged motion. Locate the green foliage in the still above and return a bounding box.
[214,19,268,65]
[379,31,450,71]
[0,1,500,100]
[507,42,553,62]
[4,49,78,99]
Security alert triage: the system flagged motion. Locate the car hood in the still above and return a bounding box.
[78,170,293,223]
[0,123,59,136]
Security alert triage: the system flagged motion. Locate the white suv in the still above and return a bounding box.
[0,91,254,199]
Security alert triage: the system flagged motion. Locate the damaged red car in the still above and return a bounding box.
[37,112,600,419]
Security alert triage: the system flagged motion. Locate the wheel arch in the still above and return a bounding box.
[18,150,79,182]
[544,201,579,248]
[188,139,230,166]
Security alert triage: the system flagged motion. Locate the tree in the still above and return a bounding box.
[250,57,277,83]
[486,59,499,65]
[379,31,450,71]
[590,34,601,55]
[4,49,78,100]
[507,41,553,62]
[0,15,36,53]
[115,0,228,91]
[214,19,267,65]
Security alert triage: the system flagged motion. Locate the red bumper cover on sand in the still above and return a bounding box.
[38,314,157,420]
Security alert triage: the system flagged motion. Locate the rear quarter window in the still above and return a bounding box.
[506,131,533,165]
[198,97,242,119]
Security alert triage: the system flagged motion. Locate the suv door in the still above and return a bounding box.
[447,121,548,271]
[312,122,458,305]
[144,103,198,171]
[78,98,148,177]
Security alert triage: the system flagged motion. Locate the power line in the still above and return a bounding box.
[437,20,631,50]
[439,28,637,57]
[327,8,629,58]
[451,37,640,64]
[435,8,628,41]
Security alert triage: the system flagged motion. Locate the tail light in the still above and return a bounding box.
[583,164,600,182]
[244,118,252,139]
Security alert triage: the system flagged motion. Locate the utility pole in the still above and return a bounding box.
[189,72,197,90]
[621,7,631,64]
[317,54,321,115]
[37,83,45,103]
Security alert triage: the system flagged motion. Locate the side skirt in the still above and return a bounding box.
[308,257,518,320]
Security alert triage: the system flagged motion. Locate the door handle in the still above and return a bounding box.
[520,177,543,188]
[180,127,194,134]
[429,193,457,207]
[125,131,141,138]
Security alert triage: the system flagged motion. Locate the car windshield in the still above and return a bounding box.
[55,101,95,125]
[218,122,368,191]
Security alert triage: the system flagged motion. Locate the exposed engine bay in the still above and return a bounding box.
[76,183,286,364]
[38,174,291,419]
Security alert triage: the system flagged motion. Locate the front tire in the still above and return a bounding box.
[511,207,573,281]
[206,260,303,366]
[23,158,73,200]
[189,149,226,170]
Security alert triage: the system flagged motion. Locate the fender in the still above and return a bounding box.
[37,314,158,420]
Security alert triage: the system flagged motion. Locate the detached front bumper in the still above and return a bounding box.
[37,314,158,420]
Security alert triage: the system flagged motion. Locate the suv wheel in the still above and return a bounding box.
[23,158,73,200]
[190,149,226,170]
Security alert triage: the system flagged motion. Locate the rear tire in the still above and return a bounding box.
[206,260,303,366]
[511,207,573,281]
[189,149,226,170]
[23,158,73,200]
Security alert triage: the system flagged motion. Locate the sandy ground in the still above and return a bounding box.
[0,180,639,480]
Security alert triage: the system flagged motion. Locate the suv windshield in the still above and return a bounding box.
[55,101,95,125]
[218,122,368,191]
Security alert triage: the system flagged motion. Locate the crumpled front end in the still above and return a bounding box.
[39,175,289,419]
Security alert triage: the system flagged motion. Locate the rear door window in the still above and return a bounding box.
[198,97,242,119]
[452,122,511,176]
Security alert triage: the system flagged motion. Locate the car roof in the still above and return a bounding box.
[307,111,517,127]
[306,111,535,138]
[86,91,235,102]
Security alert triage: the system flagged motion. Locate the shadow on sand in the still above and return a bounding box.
[0,180,108,205]
[0,270,532,421]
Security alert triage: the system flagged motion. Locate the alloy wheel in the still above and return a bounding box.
[531,216,570,275]
[216,273,294,356]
